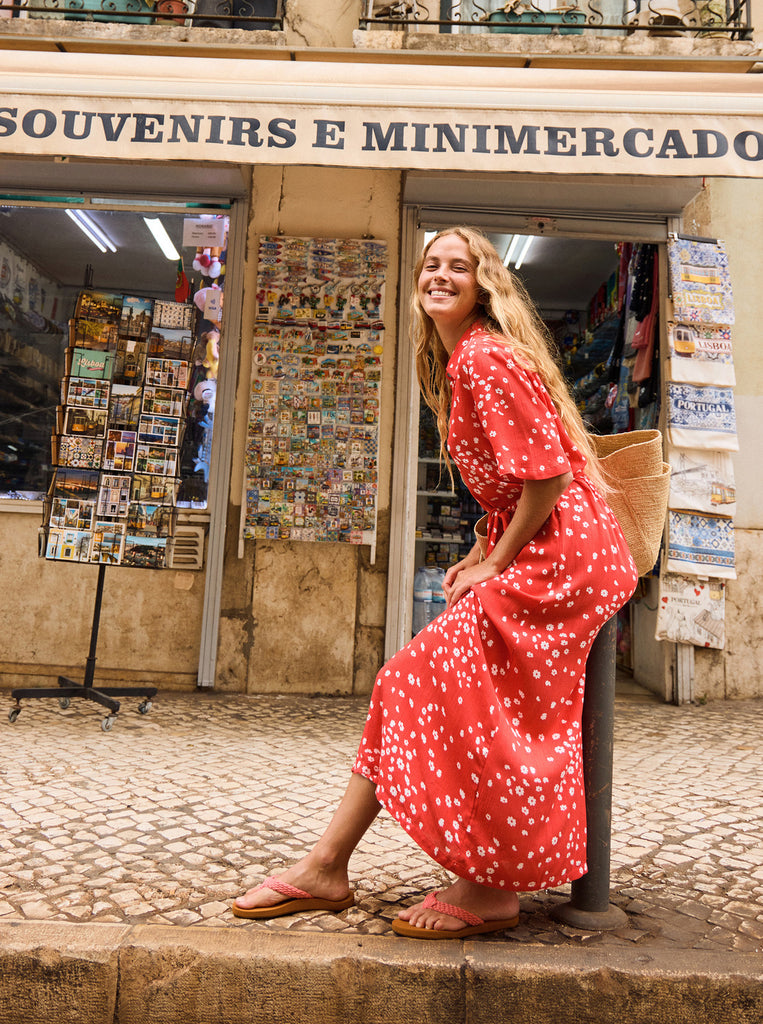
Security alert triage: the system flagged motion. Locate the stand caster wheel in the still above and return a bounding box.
[59,697,71,710]
[101,715,116,732]
[8,707,20,723]
[138,700,152,715]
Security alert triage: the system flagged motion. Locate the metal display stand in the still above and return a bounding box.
[8,267,176,732]
[9,563,157,731]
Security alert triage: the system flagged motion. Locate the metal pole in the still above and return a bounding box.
[551,615,627,929]
[82,564,107,689]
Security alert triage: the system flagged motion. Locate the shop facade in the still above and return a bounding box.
[0,50,761,702]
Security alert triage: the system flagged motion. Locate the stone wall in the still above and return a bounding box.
[214,165,402,696]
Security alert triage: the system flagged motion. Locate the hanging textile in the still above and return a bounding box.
[655,573,726,649]
[666,510,736,580]
[666,382,738,452]
[668,448,736,517]
[667,237,734,325]
[667,321,735,386]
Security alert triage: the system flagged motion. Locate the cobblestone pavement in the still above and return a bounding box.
[1,687,761,953]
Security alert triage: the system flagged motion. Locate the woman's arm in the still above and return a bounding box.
[442,471,573,609]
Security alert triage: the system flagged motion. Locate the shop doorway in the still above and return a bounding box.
[387,197,678,699]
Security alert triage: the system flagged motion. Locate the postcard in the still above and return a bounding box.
[75,289,123,323]
[96,474,132,517]
[69,347,116,380]
[72,319,118,351]
[147,328,194,361]
[134,444,178,477]
[65,378,110,410]
[62,406,107,438]
[89,520,126,565]
[119,295,154,339]
[121,534,167,569]
[138,415,181,447]
[102,429,137,472]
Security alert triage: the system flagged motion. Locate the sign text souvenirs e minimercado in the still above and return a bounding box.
[3,100,763,176]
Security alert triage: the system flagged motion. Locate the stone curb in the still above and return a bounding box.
[1,920,761,1024]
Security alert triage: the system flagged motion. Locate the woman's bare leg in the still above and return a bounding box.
[234,772,381,910]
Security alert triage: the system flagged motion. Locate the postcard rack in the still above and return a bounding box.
[9,277,197,731]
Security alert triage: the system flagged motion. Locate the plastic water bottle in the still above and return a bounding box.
[413,567,432,634]
[412,566,432,635]
[427,568,447,623]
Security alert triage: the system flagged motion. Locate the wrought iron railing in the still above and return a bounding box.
[360,0,752,39]
[0,0,283,27]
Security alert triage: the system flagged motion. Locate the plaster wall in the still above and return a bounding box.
[215,164,402,696]
[285,0,361,49]
[0,510,203,690]
[680,177,763,699]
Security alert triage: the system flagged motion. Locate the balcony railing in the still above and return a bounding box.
[0,0,283,28]
[360,0,753,39]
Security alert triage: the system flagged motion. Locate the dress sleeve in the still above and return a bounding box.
[462,338,573,480]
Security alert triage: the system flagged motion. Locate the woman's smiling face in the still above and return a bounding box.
[418,234,481,350]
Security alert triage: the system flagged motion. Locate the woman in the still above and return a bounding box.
[232,227,638,938]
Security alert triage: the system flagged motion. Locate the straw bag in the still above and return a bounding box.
[591,429,671,577]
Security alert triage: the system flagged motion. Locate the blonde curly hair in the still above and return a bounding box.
[412,225,606,492]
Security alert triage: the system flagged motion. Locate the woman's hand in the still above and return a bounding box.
[443,558,501,609]
[442,544,481,608]
[443,544,480,588]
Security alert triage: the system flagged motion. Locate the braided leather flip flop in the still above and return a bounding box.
[232,876,354,919]
[391,891,519,939]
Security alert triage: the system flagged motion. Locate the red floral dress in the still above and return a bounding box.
[353,323,637,892]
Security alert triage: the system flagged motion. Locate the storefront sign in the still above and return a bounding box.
[3,103,763,176]
[2,54,763,177]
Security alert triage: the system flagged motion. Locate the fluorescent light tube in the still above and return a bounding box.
[66,209,117,253]
[74,210,117,253]
[503,235,522,267]
[66,209,108,254]
[513,235,535,270]
[144,217,181,261]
